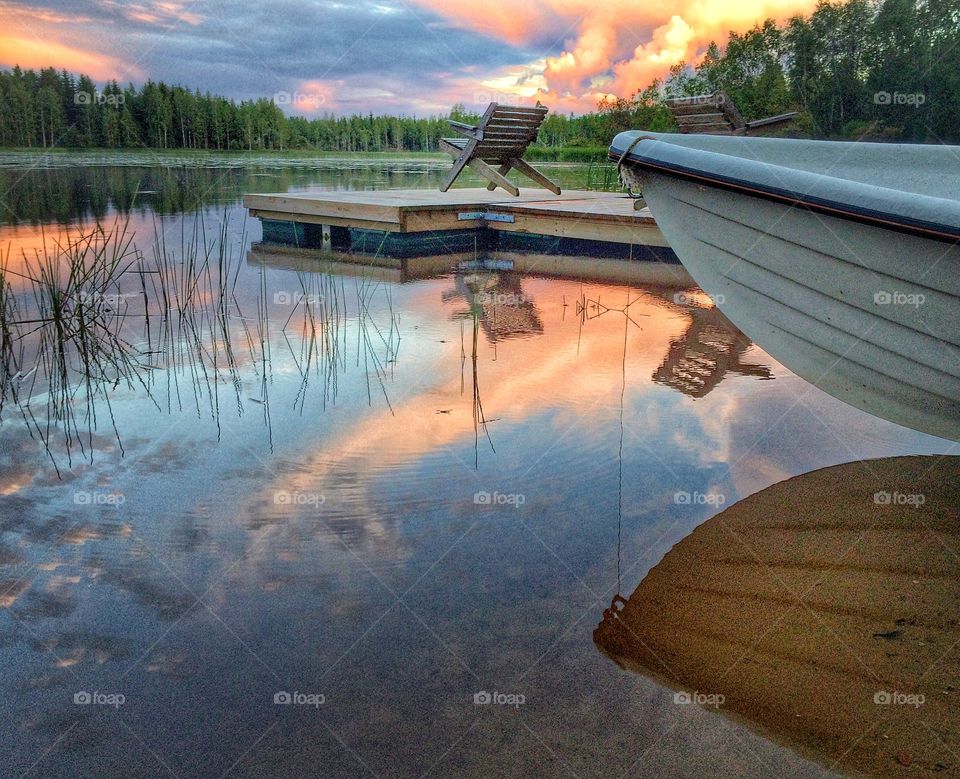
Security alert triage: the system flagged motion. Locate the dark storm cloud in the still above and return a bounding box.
[10,0,535,112]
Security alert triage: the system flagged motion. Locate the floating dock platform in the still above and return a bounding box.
[243,188,673,261]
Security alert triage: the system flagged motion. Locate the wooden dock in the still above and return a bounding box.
[243,188,671,260]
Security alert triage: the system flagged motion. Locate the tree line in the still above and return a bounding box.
[0,67,453,152]
[0,0,956,152]
[589,0,960,144]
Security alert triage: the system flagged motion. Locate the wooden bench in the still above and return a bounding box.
[666,93,799,136]
[439,103,561,196]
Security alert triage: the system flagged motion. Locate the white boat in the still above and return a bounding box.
[610,131,960,441]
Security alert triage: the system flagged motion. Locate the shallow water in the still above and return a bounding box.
[0,158,953,777]
[0,149,607,227]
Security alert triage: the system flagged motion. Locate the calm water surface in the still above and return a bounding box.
[0,154,952,777]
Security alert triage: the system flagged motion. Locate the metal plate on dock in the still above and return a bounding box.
[457,211,515,223]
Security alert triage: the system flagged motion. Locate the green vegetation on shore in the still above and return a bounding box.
[0,0,955,153]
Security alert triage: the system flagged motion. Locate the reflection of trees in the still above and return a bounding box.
[0,165,228,225]
[0,162,452,226]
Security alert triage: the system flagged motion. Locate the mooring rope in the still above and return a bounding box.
[615,134,657,199]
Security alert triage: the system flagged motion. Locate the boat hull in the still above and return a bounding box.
[623,164,960,440]
[594,455,960,777]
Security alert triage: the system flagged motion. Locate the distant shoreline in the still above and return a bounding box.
[0,145,609,161]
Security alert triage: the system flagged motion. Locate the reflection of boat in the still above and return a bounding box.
[594,455,960,777]
[652,303,771,398]
[610,132,960,440]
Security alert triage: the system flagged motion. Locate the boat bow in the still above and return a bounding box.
[610,131,960,440]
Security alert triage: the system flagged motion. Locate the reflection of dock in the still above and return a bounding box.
[246,244,461,282]
[653,306,772,397]
[244,188,671,259]
[247,243,695,288]
[594,455,960,778]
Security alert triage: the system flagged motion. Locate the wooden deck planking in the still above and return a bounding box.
[486,195,666,246]
[244,188,665,247]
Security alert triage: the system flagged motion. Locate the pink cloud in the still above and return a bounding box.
[411,0,820,112]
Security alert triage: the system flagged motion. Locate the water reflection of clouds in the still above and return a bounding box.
[0,274,771,636]
[2,267,945,583]
[2,265,953,775]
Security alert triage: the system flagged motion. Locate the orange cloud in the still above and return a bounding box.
[0,1,203,83]
[277,79,337,114]
[0,34,135,82]
[0,1,151,82]
[413,0,819,111]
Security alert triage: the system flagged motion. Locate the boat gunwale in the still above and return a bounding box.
[609,144,960,245]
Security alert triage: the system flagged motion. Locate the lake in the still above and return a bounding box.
[0,152,953,777]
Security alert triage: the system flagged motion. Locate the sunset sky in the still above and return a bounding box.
[0,0,819,115]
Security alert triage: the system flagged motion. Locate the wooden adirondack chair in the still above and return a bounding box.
[439,103,561,196]
[666,92,799,135]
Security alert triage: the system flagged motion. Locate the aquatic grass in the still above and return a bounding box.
[0,223,156,469]
[584,161,620,191]
[0,246,21,389]
[286,266,349,412]
[452,277,497,467]
[0,212,404,473]
[0,216,251,470]
[469,309,495,467]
